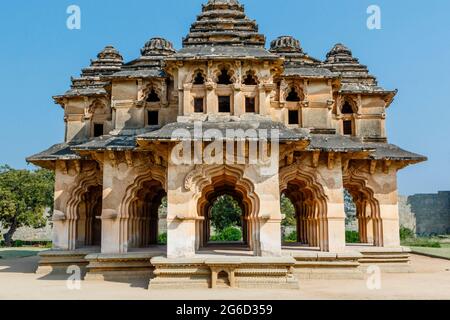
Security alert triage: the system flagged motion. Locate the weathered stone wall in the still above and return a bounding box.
[1,222,52,242]
[398,195,416,232]
[406,192,450,236]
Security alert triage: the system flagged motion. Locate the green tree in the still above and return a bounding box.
[210,195,242,232]
[281,194,296,227]
[0,166,54,247]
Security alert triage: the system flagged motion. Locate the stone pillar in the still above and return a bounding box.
[233,85,243,116]
[183,83,192,115]
[52,163,73,250]
[373,175,401,247]
[100,157,123,254]
[317,157,346,253]
[353,165,402,248]
[166,161,197,258]
[206,83,218,114]
[250,164,283,257]
[258,85,268,116]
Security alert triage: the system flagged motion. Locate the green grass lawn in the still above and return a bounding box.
[409,243,450,260]
[0,247,46,260]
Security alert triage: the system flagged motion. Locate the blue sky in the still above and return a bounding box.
[0,0,449,195]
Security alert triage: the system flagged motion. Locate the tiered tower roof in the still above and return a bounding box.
[55,46,123,100]
[183,0,265,47]
[323,43,377,85]
[323,43,397,95]
[171,0,277,60]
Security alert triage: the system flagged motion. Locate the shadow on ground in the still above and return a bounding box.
[0,256,39,274]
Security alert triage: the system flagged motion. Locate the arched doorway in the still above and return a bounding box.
[192,168,260,254]
[344,185,379,245]
[199,177,250,249]
[279,164,330,251]
[280,193,298,243]
[127,179,167,249]
[76,185,102,248]
[204,194,247,246]
[282,180,322,248]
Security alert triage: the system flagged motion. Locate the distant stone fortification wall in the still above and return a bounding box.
[398,196,417,232]
[1,222,52,242]
[407,191,450,236]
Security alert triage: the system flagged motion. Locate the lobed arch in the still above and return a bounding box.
[184,165,260,253]
[242,70,259,86]
[282,81,305,102]
[339,96,359,115]
[65,164,103,250]
[343,166,382,246]
[279,163,329,250]
[118,166,167,252]
[211,64,237,85]
[142,81,164,103]
[88,99,109,115]
[187,68,208,85]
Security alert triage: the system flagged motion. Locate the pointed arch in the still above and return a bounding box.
[118,165,167,253]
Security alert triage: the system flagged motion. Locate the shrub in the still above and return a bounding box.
[1,240,52,248]
[13,240,24,248]
[283,231,297,243]
[211,227,242,242]
[346,231,360,244]
[400,227,415,241]
[402,238,441,248]
[158,233,167,245]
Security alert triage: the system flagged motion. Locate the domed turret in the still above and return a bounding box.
[97,45,124,62]
[270,35,320,67]
[325,43,355,64]
[141,37,176,57]
[270,36,303,54]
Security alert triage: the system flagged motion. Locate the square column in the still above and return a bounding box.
[166,162,197,258]
[316,156,346,253]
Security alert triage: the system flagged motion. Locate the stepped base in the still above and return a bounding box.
[149,256,299,290]
[357,246,413,273]
[290,251,364,280]
[36,249,95,275]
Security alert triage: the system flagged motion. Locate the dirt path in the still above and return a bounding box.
[0,254,449,300]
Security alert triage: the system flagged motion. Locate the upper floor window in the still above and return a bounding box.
[288,110,299,125]
[147,111,159,126]
[245,97,256,113]
[218,96,231,113]
[286,88,301,102]
[217,69,232,85]
[194,97,204,113]
[193,72,205,85]
[341,100,356,135]
[343,120,353,136]
[146,89,160,103]
[93,123,104,137]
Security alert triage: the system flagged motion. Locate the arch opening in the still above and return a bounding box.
[217,69,233,85]
[279,167,329,251]
[196,172,257,253]
[76,185,102,248]
[127,179,167,249]
[343,182,380,246]
[286,88,301,102]
[208,195,244,244]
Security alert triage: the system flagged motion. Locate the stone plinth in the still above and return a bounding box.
[149,256,299,289]
[85,252,163,282]
[36,249,96,275]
